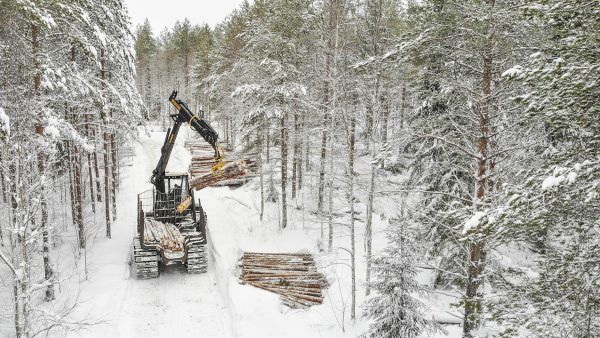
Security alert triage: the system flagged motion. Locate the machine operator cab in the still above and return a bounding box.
[151,171,204,233]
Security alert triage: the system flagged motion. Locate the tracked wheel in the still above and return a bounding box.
[133,238,159,279]
[186,234,207,274]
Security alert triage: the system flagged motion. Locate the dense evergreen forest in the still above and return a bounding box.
[133,1,599,335]
[0,0,598,337]
[0,0,143,336]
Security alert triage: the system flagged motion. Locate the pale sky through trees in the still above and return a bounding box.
[125,0,250,32]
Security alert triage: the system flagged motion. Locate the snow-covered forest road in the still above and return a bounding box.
[63,129,231,338]
[58,127,384,338]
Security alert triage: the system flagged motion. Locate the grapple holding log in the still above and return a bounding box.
[185,139,258,187]
[190,159,250,190]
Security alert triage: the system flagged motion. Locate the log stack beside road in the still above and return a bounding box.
[238,252,328,308]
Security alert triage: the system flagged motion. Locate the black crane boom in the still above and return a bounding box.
[150,91,221,193]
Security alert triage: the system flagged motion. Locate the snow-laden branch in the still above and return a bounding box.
[0,248,18,277]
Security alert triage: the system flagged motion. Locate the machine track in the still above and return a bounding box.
[186,231,208,274]
[133,237,159,279]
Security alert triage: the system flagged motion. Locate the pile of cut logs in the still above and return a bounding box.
[189,159,249,190]
[238,252,328,308]
[144,219,185,252]
[185,139,257,187]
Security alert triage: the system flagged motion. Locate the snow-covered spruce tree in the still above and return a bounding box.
[89,0,143,234]
[357,0,402,297]
[201,5,251,144]
[134,19,158,118]
[387,0,535,335]
[492,0,600,336]
[364,217,437,338]
[230,0,314,229]
[0,3,105,334]
[0,0,141,336]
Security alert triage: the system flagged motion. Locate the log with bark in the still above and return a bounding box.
[238,252,328,308]
[189,159,249,190]
[186,139,258,186]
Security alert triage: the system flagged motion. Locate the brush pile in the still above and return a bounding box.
[238,252,328,308]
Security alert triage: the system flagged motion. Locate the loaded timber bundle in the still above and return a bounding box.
[189,159,249,190]
[185,139,257,186]
[143,219,185,252]
[238,252,328,308]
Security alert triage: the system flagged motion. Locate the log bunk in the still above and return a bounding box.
[185,139,257,187]
[238,252,328,308]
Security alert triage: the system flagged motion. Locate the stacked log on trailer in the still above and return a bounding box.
[184,139,257,186]
[143,219,185,252]
[238,252,328,308]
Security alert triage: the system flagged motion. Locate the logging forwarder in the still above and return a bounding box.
[131,91,222,279]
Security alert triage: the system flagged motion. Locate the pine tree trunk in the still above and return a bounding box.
[305,136,310,172]
[0,148,6,204]
[9,162,22,338]
[327,112,336,252]
[266,128,270,164]
[92,126,102,202]
[103,131,111,237]
[33,23,55,302]
[184,50,189,97]
[348,115,356,321]
[317,83,330,212]
[365,103,373,139]
[85,116,96,213]
[400,86,406,130]
[464,7,494,334]
[19,223,29,338]
[145,62,151,119]
[258,131,264,221]
[291,110,299,199]
[280,110,288,229]
[365,163,375,296]
[363,91,378,298]
[110,132,117,221]
[297,113,304,193]
[38,145,55,300]
[101,49,111,238]
[73,143,85,249]
[0,148,4,243]
[318,0,336,212]
[67,141,77,229]
[381,94,389,169]
[231,117,236,148]
[225,116,230,144]
[15,154,30,336]
[13,282,20,338]
[364,92,377,296]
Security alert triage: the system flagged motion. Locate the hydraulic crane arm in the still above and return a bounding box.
[150,91,221,193]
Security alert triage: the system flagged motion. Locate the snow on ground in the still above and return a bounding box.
[0,125,464,337]
[58,127,231,338]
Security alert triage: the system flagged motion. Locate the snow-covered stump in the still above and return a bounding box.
[238,252,328,308]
